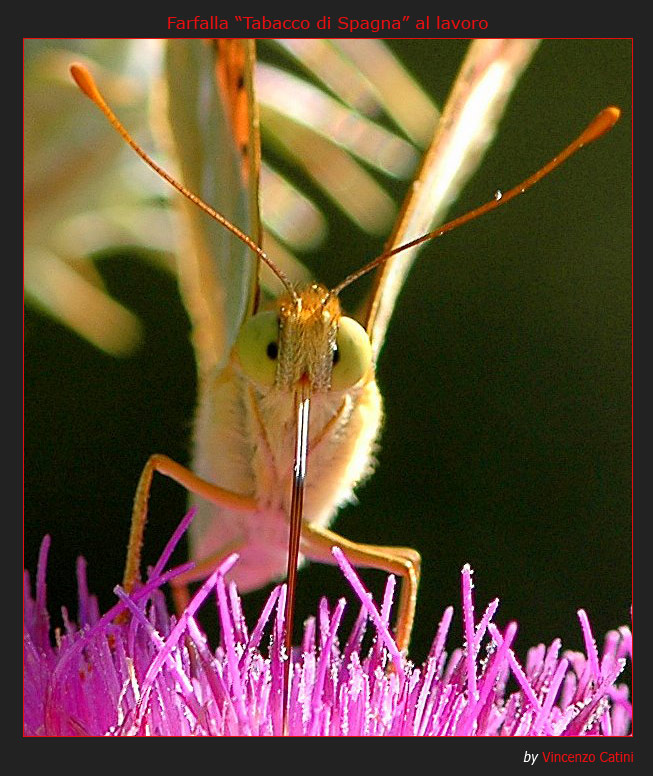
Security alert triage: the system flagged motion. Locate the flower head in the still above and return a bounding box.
[24,512,631,736]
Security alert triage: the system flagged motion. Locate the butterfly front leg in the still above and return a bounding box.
[123,453,258,599]
[300,522,421,653]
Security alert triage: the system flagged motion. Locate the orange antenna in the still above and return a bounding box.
[331,107,620,296]
[69,63,296,298]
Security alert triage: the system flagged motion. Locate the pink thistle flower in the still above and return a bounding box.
[23,513,631,736]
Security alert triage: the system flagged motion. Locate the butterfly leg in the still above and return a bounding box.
[124,453,257,596]
[301,522,421,653]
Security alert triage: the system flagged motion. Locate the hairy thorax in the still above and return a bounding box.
[189,357,383,590]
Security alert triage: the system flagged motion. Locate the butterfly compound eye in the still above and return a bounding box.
[330,317,373,391]
[234,311,279,387]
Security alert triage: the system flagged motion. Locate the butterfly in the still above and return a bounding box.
[66,38,624,664]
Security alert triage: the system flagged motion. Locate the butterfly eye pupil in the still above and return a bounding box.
[332,346,340,365]
[266,342,279,360]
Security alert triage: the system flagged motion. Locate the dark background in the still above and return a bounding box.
[25,39,631,670]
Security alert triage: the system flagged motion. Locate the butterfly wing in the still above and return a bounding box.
[364,39,540,359]
[164,39,261,379]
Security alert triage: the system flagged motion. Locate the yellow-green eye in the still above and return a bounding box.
[234,311,279,387]
[330,316,373,391]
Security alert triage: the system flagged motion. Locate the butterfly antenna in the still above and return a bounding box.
[70,63,295,297]
[332,106,620,296]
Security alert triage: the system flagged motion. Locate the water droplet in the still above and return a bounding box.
[494,189,502,201]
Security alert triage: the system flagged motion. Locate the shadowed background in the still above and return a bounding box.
[25,39,631,668]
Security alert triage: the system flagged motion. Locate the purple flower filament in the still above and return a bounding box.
[24,515,631,736]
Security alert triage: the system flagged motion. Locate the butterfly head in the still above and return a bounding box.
[234,283,372,394]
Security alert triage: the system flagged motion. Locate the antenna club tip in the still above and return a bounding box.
[583,106,621,145]
[69,62,101,103]
[600,105,621,129]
